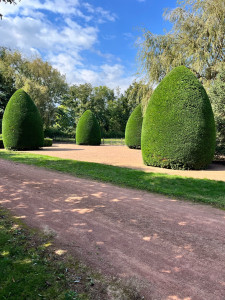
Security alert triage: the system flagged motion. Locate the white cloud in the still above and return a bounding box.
[0,0,133,91]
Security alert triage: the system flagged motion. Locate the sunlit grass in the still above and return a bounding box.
[0,150,224,209]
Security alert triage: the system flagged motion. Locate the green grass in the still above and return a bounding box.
[0,150,225,209]
[0,208,84,300]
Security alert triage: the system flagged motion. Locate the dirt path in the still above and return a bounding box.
[1,159,225,299]
[27,144,225,182]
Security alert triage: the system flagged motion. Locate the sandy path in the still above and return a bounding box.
[26,144,225,182]
[1,159,225,300]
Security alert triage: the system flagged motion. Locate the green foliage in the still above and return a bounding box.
[209,69,225,156]
[0,48,68,129]
[138,0,225,88]
[2,89,44,150]
[125,104,143,149]
[76,110,101,145]
[142,66,216,170]
[43,138,53,147]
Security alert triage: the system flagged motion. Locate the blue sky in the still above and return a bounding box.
[0,0,177,91]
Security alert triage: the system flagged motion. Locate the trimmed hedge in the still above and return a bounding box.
[76,110,101,145]
[141,66,216,170]
[125,104,143,149]
[43,138,53,147]
[2,89,44,150]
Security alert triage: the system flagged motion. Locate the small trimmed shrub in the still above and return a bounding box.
[76,110,101,145]
[125,104,143,149]
[141,66,216,170]
[43,138,53,147]
[0,139,4,148]
[2,89,44,150]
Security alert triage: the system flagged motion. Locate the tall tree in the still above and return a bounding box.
[138,0,225,88]
[124,81,153,114]
[0,49,68,128]
[208,69,225,155]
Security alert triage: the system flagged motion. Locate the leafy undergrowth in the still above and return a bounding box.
[0,208,143,300]
[0,150,225,209]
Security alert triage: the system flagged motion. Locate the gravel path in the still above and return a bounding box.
[26,143,225,182]
[1,159,225,299]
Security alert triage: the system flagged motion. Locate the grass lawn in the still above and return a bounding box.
[0,150,225,209]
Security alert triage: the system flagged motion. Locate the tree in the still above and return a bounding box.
[54,104,75,136]
[208,69,225,155]
[63,84,116,135]
[138,0,225,88]
[124,81,153,114]
[0,49,68,128]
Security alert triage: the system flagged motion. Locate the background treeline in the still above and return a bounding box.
[0,47,151,139]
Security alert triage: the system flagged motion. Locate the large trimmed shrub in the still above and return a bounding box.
[76,110,101,145]
[125,104,143,149]
[141,66,216,170]
[2,89,44,150]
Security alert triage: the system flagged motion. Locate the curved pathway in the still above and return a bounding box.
[1,159,225,299]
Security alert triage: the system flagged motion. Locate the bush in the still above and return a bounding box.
[43,138,53,147]
[141,66,216,170]
[76,110,101,145]
[0,139,4,148]
[44,127,75,139]
[2,89,44,150]
[125,104,143,149]
[208,69,225,156]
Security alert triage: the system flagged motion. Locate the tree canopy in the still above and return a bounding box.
[138,0,225,88]
[208,68,225,155]
[0,48,68,129]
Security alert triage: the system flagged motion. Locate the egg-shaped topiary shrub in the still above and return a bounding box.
[125,104,143,149]
[2,89,44,150]
[141,66,216,170]
[76,110,101,145]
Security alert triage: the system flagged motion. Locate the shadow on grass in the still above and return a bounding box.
[1,150,225,209]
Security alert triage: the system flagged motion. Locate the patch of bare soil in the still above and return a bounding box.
[1,159,225,300]
[27,144,225,182]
